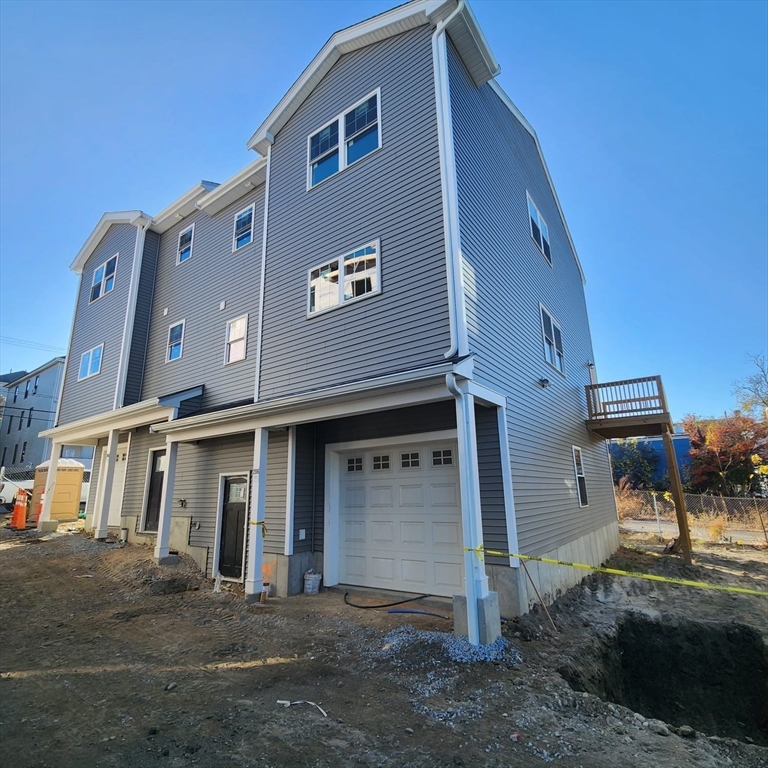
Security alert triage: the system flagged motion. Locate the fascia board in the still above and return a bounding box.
[151,181,220,233]
[70,210,151,274]
[6,357,65,388]
[246,0,456,155]
[489,80,587,285]
[196,158,267,215]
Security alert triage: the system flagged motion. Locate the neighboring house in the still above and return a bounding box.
[0,369,28,426]
[610,433,692,488]
[40,0,634,642]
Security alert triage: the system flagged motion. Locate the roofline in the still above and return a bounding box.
[196,158,268,215]
[488,80,587,285]
[4,357,65,388]
[246,0,499,155]
[151,181,220,234]
[70,211,151,273]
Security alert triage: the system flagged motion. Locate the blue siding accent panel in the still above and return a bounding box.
[140,187,265,411]
[124,230,160,406]
[258,26,451,400]
[59,224,137,424]
[447,38,617,556]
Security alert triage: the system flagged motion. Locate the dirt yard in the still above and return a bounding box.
[1,519,766,768]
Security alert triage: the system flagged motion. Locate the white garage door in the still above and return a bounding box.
[338,439,463,597]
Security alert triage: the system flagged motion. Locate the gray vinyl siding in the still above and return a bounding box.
[140,187,265,410]
[475,403,508,564]
[59,224,137,424]
[447,39,617,556]
[122,427,165,530]
[259,25,450,400]
[124,230,160,406]
[263,430,288,554]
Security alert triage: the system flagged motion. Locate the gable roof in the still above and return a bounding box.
[4,357,65,388]
[246,0,499,155]
[151,181,220,233]
[70,211,151,274]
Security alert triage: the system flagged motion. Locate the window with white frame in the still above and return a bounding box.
[33,375,40,394]
[347,457,363,472]
[308,241,380,315]
[572,446,588,507]
[167,321,185,361]
[432,449,453,467]
[90,255,118,302]
[540,305,565,374]
[233,205,254,250]
[527,193,551,264]
[308,90,381,188]
[225,315,247,364]
[78,344,103,380]
[372,454,390,471]
[24,380,30,398]
[177,224,194,264]
[401,452,420,469]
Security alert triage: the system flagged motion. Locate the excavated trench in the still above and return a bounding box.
[559,613,768,745]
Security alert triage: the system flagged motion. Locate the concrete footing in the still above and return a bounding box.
[154,554,179,566]
[453,591,502,645]
[37,520,59,533]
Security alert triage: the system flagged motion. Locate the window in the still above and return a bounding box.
[233,205,254,250]
[33,375,40,394]
[20,442,26,463]
[27,408,33,427]
[24,381,30,399]
[12,444,18,465]
[527,193,551,265]
[308,241,380,316]
[572,447,588,507]
[12,387,18,403]
[167,321,185,362]
[63,448,76,458]
[308,90,381,188]
[18,411,24,430]
[540,306,565,374]
[90,254,118,302]
[347,457,363,473]
[401,452,420,469]
[0,447,5,466]
[225,315,247,364]
[6,416,12,434]
[432,449,453,467]
[372,454,390,471]
[177,224,194,264]
[78,344,103,380]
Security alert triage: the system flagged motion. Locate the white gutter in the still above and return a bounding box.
[114,217,151,410]
[432,0,469,359]
[253,142,273,403]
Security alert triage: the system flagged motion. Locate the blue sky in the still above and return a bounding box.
[1,0,766,419]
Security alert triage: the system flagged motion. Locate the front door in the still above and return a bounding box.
[144,450,166,532]
[219,476,248,579]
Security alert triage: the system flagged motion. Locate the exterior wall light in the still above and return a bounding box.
[538,378,550,388]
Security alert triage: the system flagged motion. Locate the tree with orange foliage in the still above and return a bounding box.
[682,412,768,496]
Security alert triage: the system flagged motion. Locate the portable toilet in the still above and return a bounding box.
[30,459,85,523]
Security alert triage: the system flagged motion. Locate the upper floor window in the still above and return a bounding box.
[33,375,40,394]
[24,381,30,398]
[177,224,194,264]
[12,386,18,403]
[78,344,103,381]
[572,446,589,507]
[27,408,33,427]
[308,90,381,189]
[167,321,185,362]
[527,193,551,265]
[7,416,12,434]
[18,411,24,430]
[225,315,247,364]
[233,205,254,250]
[308,241,380,316]
[20,442,27,463]
[90,254,118,302]
[540,305,565,374]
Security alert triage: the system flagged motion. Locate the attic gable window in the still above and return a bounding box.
[526,193,551,265]
[177,224,194,264]
[540,305,565,374]
[90,254,118,302]
[308,89,381,189]
[233,205,255,250]
[308,241,380,316]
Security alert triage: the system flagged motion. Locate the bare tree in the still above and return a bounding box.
[733,353,768,420]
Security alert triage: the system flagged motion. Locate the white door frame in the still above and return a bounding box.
[323,429,458,587]
[91,433,131,529]
[211,471,251,583]
[139,445,166,533]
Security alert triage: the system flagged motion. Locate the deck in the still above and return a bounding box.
[585,376,671,439]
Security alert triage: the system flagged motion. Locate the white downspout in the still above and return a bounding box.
[253,142,273,403]
[432,0,469,360]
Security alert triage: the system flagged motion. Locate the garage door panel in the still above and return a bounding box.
[430,483,458,507]
[372,557,396,581]
[344,487,366,507]
[371,520,395,543]
[433,521,461,547]
[400,521,426,545]
[435,561,463,591]
[344,519,366,543]
[401,559,427,586]
[398,484,424,507]
[344,555,367,578]
[370,486,393,507]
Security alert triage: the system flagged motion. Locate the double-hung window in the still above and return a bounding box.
[225,315,247,364]
[308,241,380,316]
[167,321,185,362]
[18,411,24,430]
[27,408,33,427]
[308,90,381,188]
[233,205,254,250]
[572,447,588,507]
[90,254,118,302]
[527,193,551,265]
[33,375,40,394]
[78,344,103,380]
[177,224,194,264]
[24,381,30,398]
[540,305,565,374]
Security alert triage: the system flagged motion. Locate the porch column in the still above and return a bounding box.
[36,442,61,529]
[245,427,269,601]
[93,429,119,540]
[153,437,178,564]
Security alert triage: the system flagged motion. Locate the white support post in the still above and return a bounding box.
[153,437,178,564]
[37,442,61,529]
[93,429,119,540]
[245,427,269,600]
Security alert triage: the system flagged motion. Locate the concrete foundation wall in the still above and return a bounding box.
[488,519,620,617]
[262,551,323,597]
[121,515,207,573]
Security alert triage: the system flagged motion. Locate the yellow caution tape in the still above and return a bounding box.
[463,548,768,597]
[249,521,268,536]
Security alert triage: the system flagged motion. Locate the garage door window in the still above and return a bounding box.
[347,457,363,472]
[432,449,453,466]
[372,454,390,471]
[401,452,420,469]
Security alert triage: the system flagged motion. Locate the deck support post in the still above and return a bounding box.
[662,428,692,565]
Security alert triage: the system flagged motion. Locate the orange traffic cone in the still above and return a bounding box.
[9,490,29,530]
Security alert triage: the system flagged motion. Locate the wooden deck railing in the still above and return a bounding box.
[585,376,668,421]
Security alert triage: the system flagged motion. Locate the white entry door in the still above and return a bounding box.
[338,439,463,596]
[94,445,129,528]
